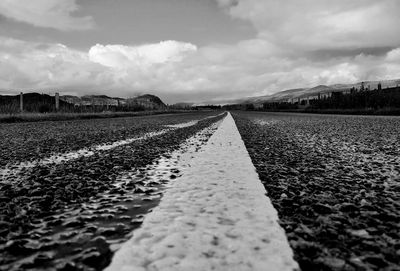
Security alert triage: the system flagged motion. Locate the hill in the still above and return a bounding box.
[243,79,400,104]
[126,94,167,110]
[61,94,166,110]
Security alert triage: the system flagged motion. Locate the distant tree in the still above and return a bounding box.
[245,103,255,111]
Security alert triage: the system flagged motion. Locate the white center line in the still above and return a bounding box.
[106,113,299,271]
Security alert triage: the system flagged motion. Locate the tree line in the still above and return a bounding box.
[0,93,157,114]
[225,86,400,115]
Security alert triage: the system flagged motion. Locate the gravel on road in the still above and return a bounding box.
[232,111,400,271]
[0,112,220,167]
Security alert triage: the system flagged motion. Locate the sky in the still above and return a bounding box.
[0,0,399,103]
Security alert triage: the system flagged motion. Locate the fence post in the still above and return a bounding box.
[20,92,23,113]
[55,92,60,111]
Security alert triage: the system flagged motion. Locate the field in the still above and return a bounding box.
[232,111,400,270]
[0,110,195,124]
[1,111,399,271]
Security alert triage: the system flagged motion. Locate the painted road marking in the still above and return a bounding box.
[0,114,222,180]
[106,113,299,271]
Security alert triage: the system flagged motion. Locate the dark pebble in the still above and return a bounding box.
[5,239,34,255]
[63,219,84,228]
[363,255,388,268]
[313,203,333,214]
[339,203,359,213]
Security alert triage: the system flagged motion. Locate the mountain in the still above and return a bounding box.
[126,94,167,110]
[193,97,249,106]
[246,88,306,103]
[242,79,400,104]
[60,94,166,110]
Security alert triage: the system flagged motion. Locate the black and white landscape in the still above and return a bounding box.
[1,1,400,271]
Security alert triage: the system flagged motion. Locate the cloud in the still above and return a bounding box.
[0,37,99,89]
[1,0,399,103]
[215,0,239,8]
[386,48,400,62]
[0,1,399,103]
[217,0,400,50]
[0,0,94,31]
[0,37,208,101]
[1,37,399,103]
[88,41,197,68]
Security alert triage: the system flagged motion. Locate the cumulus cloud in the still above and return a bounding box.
[0,37,206,101]
[1,0,399,102]
[88,41,197,68]
[0,37,100,89]
[1,35,399,103]
[1,0,400,103]
[0,0,94,31]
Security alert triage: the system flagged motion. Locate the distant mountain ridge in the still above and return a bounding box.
[61,95,123,106]
[244,78,400,104]
[170,102,195,109]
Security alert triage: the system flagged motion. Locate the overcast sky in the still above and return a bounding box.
[0,0,399,103]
